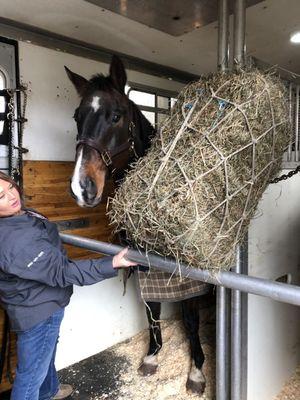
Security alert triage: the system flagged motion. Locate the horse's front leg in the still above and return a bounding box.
[182,296,206,395]
[138,301,162,376]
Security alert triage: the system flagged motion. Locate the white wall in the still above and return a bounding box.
[248,172,300,400]
[18,41,181,369]
[57,276,145,369]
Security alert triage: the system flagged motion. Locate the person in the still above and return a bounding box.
[0,171,137,400]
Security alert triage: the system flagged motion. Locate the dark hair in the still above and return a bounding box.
[0,172,22,198]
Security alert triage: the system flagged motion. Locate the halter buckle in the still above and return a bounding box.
[129,121,135,137]
[102,151,113,167]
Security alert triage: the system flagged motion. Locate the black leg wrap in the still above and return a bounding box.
[138,302,162,376]
[182,297,206,395]
[182,297,205,369]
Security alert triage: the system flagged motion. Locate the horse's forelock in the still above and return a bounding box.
[88,74,115,93]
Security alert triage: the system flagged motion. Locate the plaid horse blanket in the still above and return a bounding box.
[137,268,211,302]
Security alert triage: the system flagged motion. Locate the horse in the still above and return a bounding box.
[65,55,210,395]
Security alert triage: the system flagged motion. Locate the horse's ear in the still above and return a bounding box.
[109,55,127,93]
[64,66,88,97]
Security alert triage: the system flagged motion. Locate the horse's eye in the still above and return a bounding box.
[112,114,121,124]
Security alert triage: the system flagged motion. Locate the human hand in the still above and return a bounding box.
[112,247,138,269]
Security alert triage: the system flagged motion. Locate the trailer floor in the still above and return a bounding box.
[58,307,216,400]
[275,365,300,400]
[0,349,129,400]
[2,316,299,400]
[2,300,216,400]
[58,348,130,399]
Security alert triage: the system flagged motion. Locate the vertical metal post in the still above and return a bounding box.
[232,2,247,397]
[295,85,299,162]
[226,288,232,398]
[233,0,246,68]
[216,286,230,400]
[288,83,293,162]
[231,245,242,400]
[216,2,230,400]
[218,0,229,72]
[241,241,249,400]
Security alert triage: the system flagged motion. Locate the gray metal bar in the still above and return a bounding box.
[226,289,232,399]
[60,233,300,306]
[241,242,249,400]
[134,105,169,115]
[233,0,246,68]
[295,85,299,162]
[231,246,242,400]
[216,286,229,400]
[218,0,229,72]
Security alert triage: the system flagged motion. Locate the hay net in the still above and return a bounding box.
[109,69,291,272]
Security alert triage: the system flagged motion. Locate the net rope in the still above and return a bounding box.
[109,70,290,271]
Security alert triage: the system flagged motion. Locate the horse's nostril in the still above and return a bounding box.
[85,177,96,192]
[80,177,93,190]
[80,177,97,202]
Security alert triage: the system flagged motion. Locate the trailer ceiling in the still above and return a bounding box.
[0,0,299,78]
[84,0,262,36]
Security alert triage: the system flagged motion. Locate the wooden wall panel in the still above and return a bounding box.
[23,160,116,259]
[0,310,16,393]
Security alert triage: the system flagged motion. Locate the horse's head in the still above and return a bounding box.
[66,56,136,207]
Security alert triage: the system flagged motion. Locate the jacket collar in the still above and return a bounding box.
[0,209,33,224]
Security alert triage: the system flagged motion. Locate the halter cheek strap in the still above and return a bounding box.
[76,121,136,168]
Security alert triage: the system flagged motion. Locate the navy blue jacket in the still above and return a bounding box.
[0,210,117,331]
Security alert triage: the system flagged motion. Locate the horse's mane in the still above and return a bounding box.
[129,100,156,156]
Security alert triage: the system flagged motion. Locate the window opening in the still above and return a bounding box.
[283,82,300,166]
[127,84,178,128]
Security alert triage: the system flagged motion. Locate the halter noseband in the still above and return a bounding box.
[76,121,136,168]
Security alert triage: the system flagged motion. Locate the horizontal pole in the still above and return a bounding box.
[60,233,300,307]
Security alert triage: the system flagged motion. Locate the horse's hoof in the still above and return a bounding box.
[186,378,206,395]
[138,362,158,376]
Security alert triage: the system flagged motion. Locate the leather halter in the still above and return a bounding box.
[76,121,136,168]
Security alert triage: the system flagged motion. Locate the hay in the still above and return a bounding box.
[109,69,291,271]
